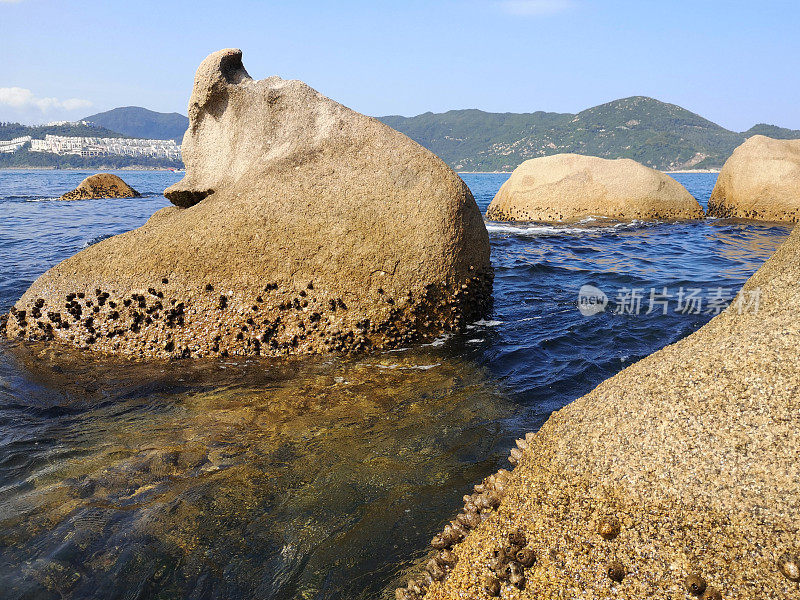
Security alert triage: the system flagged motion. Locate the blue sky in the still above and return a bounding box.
[1,0,798,130]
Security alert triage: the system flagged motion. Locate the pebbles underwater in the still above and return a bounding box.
[0,343,517,599]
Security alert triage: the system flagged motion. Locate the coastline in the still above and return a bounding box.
[419,224,800,599]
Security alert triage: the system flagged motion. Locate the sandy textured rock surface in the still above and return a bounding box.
[485,154,703,222]
[4,49,491,359]
[58,173,140,200]
[708,135,800,222]
[402,225,800,599]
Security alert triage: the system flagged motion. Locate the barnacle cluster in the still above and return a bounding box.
[395,469,512,600]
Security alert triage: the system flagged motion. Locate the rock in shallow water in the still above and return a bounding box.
[59,173,140,201]
[708,135,800,222]
[420,222,800,598]
[485,153,703,223]
[5,49,491,359]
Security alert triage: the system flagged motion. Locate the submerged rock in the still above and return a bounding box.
[5,49,491,359]
[708,135,800,221]
[59,173,140,201]
[421,227,800,598]
[485,154,703,222]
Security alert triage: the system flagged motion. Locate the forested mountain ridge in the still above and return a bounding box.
[378,96,800,171]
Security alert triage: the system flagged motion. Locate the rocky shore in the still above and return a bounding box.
[486,154,703,223]
[58,173,140,200]
[401,224,800,599]
[708,135,800,222]
[3,49,492,359]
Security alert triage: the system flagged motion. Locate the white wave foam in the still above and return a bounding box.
[423,334,452,348]
[513,316,543,323]
[467,319,504,328]
[371,362,441,371]
[82,234,115,248]
[485,218,662,237]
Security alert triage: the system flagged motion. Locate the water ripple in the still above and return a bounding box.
[0,169,791,600]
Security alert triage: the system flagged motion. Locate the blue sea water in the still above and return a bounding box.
[0,169,791,599]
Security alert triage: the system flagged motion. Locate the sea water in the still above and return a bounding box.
[0,170,790,599]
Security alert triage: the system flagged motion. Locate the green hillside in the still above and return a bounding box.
[379,109,572,171]
[3,98,799,171]
[0,122,126,140]
[82,107,189,142]
[742,123,800,140]
[378,97,798,171]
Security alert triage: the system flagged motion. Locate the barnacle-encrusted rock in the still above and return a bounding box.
[507,561,525,587]
[4,49,491,359]
[485,154,703,223]
[708,135,800,221]
[515,548,536,567]
[59,173,140,201]
[397,468,512,599]
[701,587,723,600]
[607,560,626,583]
[508,529,527,548]
[685,573,708,596]
[437,549,457,568]
[598,516,621,540]
[421,224,800,599]
[483,575,501,596]
[778,554,800,582]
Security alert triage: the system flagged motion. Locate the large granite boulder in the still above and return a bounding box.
[708,135,800,221]
[59,173,140,200]
[407,227,800,599]
[4,49,491,359]
[486,154,703,222]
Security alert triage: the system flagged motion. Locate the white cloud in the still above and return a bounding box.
[0,87,92,113]
[498,0,576,16]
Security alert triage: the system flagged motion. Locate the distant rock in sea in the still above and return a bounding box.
[708,135,800,221]
[405,220,800,600]
[59,173,140,201]
[4,49,491,359]
[485,154,703,222]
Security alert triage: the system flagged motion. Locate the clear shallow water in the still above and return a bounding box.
[0,169,791,599]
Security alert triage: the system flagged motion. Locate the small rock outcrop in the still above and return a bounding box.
[485,154,703,222]
[59,173,140,200]
[708,135,800,221]
[412,228,800,599]
[4,49,491,359]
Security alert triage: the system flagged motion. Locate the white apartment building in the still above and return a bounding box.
[28,135,181,160]
[44,120,93,127]
[0,136,32,153]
